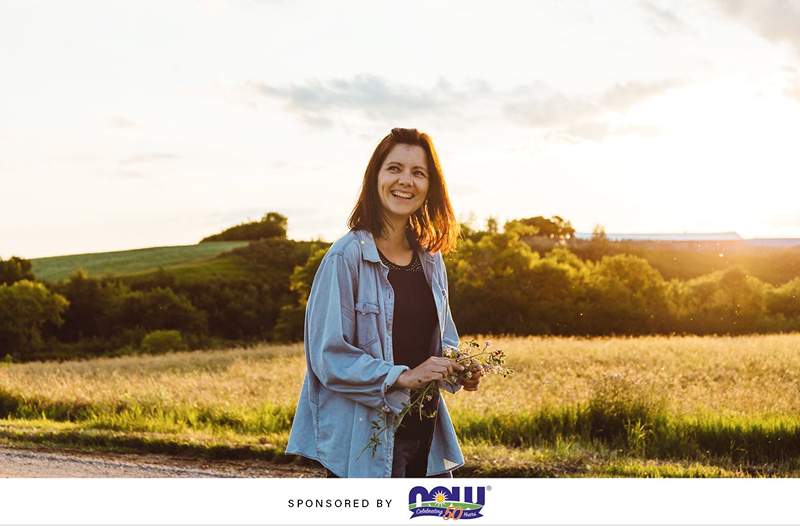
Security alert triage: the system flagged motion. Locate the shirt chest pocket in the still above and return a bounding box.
[354,301,381,349]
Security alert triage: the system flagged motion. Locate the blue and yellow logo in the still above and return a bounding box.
[408,485,486,520]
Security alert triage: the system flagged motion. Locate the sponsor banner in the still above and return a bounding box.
[0,478,799,525]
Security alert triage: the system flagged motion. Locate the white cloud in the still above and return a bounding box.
[250,75,492,127]
[255,73,679,143]
[504,79,681,141]
[638,1,691,34]
[713,0,800,58]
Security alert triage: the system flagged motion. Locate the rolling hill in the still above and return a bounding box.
[30,241,249,282]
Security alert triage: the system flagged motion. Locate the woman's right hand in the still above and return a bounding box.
[395,357,464,389]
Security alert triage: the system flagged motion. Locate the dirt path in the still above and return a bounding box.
[0,446,323,478]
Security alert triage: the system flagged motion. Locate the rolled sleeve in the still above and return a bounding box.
[381,364,411,415]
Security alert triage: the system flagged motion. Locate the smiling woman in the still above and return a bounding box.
[285,128,479,478]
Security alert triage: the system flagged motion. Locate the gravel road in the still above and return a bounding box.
[0,446,323,478]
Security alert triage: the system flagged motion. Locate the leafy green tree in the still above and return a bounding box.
[486,216,499,234]
[447,232,541,334]
[123,238,323,342]
[505,216,575,242]
[671,267,767,334]
[591,224,608,241]
[453,215,500,244]
[201,212,288,242]
[121,287,207,334]
[767,277,800,321]
[0,280,68,358]
[456,221,484,244]
[273,247,327,341]
[525,254,583,334]
[577,224,613,261]
[545,246,587,273]
[290,247,327,308]
[0,256,35,285]
[578,254,671,334]
[51,270,129,341]
[503,219,539,238]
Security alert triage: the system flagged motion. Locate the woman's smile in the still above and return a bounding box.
[391,190,414,200]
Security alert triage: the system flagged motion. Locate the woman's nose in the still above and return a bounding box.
[397,169,413,184]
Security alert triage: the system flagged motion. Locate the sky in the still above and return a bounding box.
[2,0,800,259]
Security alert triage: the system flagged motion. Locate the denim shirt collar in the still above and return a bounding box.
[355,228,435,264]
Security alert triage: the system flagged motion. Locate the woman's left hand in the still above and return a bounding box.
[460,365,482,391]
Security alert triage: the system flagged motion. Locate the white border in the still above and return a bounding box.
[1,478,799,525]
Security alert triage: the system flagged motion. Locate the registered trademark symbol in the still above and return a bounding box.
[486,485,492,491]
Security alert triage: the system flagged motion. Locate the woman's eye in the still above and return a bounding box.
[414,171,426,178]
[388,166,399,172]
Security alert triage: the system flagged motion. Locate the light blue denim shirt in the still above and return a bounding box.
[286,228,464,477]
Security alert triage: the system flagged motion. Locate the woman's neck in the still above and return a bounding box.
[377,222,412,253]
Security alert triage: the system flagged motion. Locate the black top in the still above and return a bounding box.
[377,246,440,440]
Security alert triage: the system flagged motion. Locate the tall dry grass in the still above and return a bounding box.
[2,333,800,467]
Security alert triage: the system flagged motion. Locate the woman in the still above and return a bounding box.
[286,128,481,478]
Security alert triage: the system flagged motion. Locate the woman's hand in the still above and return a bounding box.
[395,357,464,389]
[460,364,483,391]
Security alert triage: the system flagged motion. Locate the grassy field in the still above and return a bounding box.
[30,241,249,282]
[2,334,800,477]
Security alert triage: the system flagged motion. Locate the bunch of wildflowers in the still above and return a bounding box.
[442,339,514,383]
[360,339,512,458]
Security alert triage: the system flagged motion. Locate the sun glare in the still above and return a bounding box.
[609,74,800,237]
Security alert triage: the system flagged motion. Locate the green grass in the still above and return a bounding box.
[4,335,800,476]
[2,419,794,477]
[30,241,248,282]
[0,418,289,462]
[154,251,261,283]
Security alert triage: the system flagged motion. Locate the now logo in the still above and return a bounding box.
[407,485,488,520]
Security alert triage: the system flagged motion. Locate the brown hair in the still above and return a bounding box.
[347,128,460,254]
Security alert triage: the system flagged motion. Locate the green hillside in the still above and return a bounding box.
[30,242,249,282]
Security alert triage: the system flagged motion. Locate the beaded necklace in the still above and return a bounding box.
[376,247,423,272]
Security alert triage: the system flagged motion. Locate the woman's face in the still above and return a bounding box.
[376,144,430,223]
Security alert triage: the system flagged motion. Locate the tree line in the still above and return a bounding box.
[1,213,799,362]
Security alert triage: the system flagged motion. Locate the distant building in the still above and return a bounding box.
[745,239,800,248]
[572,232,800,252]
[573,232,741,241]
